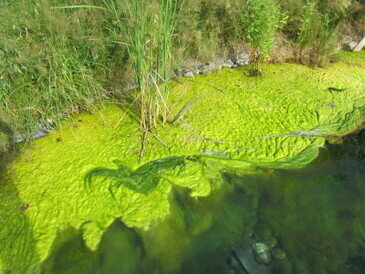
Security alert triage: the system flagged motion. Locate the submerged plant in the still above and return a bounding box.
[85,156,195,196]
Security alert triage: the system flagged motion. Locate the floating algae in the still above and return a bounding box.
[40,128,365,273]
[0,51,364,272]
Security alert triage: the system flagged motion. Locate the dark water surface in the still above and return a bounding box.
[42,130,365,274]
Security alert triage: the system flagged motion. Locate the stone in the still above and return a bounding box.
[344,41,358,51]
[45,118,55,125]
[199,69,211,75]
[31,130,49,140]
[227,58,235,66]
[354,36,365,52]
[38,122,54,131]
[13,134,26,144]
[222,62,233,68]
[236,58,249,66]
[232,246,271,273]
[252,243,271,265]
[271,248,286,261]
[184,71,194,78]
[198,62,215,72]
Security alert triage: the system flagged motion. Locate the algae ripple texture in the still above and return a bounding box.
[0,51,364,273]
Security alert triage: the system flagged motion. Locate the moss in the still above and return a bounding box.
[0,51,364,272]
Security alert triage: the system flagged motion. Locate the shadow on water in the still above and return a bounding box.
[40,129,365,274]
[41,220,162,274]
[0,125,41,272]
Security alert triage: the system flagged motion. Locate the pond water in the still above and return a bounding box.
[42,129,365,274]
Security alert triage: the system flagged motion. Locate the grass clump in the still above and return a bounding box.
[0,0,114,135]
[118,0,184,131]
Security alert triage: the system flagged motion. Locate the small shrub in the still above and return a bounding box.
[280,0,350,67]
[236,0,281,60]
[296,1,343,67]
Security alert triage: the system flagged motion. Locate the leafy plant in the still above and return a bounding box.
[296,1,343,67]
[235,0,281,60]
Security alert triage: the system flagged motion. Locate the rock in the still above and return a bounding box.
[268,239,278,249]
[184,71,194,78]
[236,58,249,66]
[343,41,358,51]
[198,62,216,74]
[222,63,233,68]
[13,134,26,144]
[14,129,49,143]
[13,119,54,144]
[354,36,365,52]
[221,59,235,68]
[254,225,278,249]
[31,130,49,140]
[45,118,55,125]
[271,248,286,261]
[228,59,235,66]
[38,122,54,131]
[252,243,271,265]
[232,246,271,274]
[199,69,211,75]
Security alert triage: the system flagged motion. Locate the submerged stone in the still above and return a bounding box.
[252,243,271,265]
[232,246,271,273]
[271,248,286,261]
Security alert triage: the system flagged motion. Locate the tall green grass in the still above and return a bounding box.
[156,0,185,123]
[0,0,114,135]
[119,0,184,131]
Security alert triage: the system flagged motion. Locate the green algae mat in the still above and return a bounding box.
[1,51,365,272]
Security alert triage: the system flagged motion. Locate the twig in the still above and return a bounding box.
[203,137,229,144]
[148,131,169,148]
[139,130,148,160]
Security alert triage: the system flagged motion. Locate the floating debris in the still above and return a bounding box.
[20,204,29,210]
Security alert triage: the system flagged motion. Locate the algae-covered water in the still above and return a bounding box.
[1,51,364,273]
[41,129,365,274]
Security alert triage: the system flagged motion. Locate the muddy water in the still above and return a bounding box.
[42,130,365,274]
